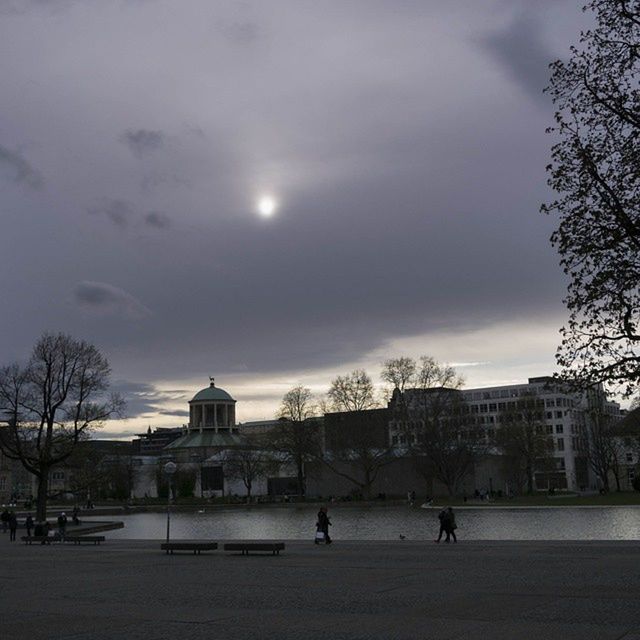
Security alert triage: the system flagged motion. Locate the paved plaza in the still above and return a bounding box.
[1,535,640,639]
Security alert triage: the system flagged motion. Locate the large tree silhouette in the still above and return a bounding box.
[0,333,123,520]
[543,0,640,394]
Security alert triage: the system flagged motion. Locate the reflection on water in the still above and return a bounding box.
[89,505,640,541]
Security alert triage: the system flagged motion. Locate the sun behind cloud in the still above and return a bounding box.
[256,195,277,218]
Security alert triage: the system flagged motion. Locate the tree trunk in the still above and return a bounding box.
[363,469,372,501]
[296,458,305,496]
[526,464,534,494]
[36,472,49,522]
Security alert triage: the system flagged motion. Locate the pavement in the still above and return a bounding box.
[1,534,640,640]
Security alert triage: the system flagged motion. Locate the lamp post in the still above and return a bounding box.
[163,461,177,545]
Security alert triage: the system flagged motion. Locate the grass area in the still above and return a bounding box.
[430,491,640,507]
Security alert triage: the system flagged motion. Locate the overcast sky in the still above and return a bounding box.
[0,0,590,436]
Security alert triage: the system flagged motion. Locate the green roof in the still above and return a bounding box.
[190,383,235,403]
[165,431,242,449]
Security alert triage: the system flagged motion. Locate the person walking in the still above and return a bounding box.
[25,514,34,537]
[8,511,18,542]
[315,506,332,545]
[435,508,447,543]
[444,507,457,543]
[57,512,67,540]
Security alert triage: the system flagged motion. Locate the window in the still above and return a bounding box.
[557,438,564,451]
[546,425,553,434]
[498,403,506,411]
[555,425,563,434]
[555,411,563,419]
[547,399,555,408]
[480,404,488,413]
[546,412,552,420]
[52,471,65,480]
[489,404,497,412]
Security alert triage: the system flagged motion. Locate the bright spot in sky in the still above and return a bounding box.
[257,195,277,217]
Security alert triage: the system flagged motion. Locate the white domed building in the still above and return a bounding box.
[162,379,265,498]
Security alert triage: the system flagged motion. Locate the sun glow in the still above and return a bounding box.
[257,195,277,217]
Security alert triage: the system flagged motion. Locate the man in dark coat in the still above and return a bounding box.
[8,511,18,542]
[57,512,68,540]
[444,507,457,543]
[25,514,34,537]
[435,508,447,543]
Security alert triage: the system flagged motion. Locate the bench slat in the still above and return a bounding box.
[224,543,285,555]
[161,542,218,555]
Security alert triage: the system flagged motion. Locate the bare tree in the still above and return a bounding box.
[0,333,123,520]
[584,387,620,492]
[223,437,271,501]
[494,393,554,495]
[388,357,476,496]
[321,410,395,499]
[381,357,416,393]
[328,369,378,412]
[266,386,320,496]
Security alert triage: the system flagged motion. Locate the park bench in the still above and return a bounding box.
[22,535,60,545]
[64,536,105,545]
[161,542,218,555]
[223,542,285,556]
[22,535,105,545]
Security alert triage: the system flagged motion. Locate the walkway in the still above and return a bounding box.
[1,536,639,639]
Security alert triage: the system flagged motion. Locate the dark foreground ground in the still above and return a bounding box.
[1,535,640,640]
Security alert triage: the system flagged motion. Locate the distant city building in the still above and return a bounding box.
[132,427,184,456]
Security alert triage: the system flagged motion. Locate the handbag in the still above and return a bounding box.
[315,530,325,541]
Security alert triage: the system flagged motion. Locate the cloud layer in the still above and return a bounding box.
[0,0,581,428]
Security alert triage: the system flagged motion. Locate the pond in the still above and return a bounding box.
[88,505,640,541]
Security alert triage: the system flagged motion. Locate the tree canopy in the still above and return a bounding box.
[543,0,640,395]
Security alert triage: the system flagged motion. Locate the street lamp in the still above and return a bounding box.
[163,461,177,546]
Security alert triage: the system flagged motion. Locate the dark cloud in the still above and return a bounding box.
[144,211,171,229]
[0,144,43,189]
[109,380,189,420]
[88,198,133,228]
[480,9,555,103]
[121,129,165,158]
[74,281,151,319]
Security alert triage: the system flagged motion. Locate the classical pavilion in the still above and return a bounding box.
[164,378,242,458]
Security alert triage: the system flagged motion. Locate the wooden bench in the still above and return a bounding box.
[22,535,105,545]
[64,536,105,545]
[161,542,218,555]
[223,542,285,556]
[22,536,60,545]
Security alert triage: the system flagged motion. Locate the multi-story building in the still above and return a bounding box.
[387,376,622,493]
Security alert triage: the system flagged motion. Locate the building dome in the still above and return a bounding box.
[190,379,235,404]
[187,378,237,433]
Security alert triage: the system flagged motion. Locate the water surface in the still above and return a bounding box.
[88,505,640,541]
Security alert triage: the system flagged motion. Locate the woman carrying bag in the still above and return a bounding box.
[315,506,332,545]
